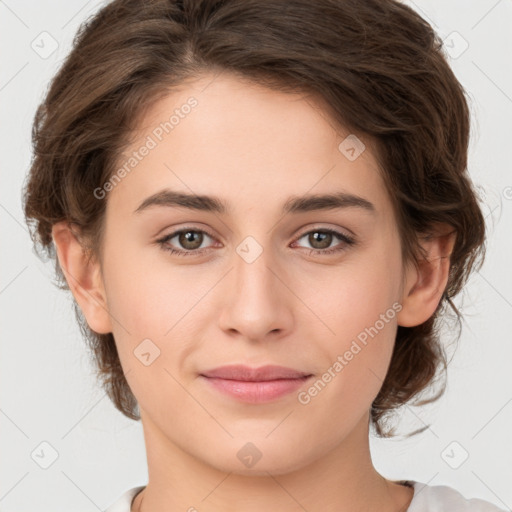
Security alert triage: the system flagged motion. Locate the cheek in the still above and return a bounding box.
[303,247,402,340]
[102,235,181,331]
[298,280,400,432]
[102,239,218,373]
[299,238,403,383]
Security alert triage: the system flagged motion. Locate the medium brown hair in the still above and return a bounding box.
[23,0,486,437]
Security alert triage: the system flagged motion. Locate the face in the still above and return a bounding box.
[92,72,410,474]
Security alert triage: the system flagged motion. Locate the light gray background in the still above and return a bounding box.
[1,0,511,511]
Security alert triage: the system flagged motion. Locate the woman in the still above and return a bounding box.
[23,0,504,510]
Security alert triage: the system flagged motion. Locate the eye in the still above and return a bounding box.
[156,226,356,257]
[292,228,356,256]
[156,227,217,257]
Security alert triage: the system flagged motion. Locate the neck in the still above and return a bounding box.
[132,411,414,512]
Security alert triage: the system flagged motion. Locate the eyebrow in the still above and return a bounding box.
[134,189,376,216]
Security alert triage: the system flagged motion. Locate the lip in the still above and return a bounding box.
[199,365,313,403]
[200,364,311,381]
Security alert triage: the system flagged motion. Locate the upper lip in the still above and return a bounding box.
[200,365,312,382]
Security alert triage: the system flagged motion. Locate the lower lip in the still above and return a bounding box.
[200,375,312,403]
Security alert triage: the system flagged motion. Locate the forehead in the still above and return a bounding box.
[106,72,390,218]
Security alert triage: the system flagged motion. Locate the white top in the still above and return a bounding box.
[104,480,508,512]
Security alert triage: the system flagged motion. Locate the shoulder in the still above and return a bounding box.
[104,486,145,512]
[104,481,508,512]
[407,480,508,512]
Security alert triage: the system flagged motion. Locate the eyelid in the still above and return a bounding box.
[158,225,218,245]
[157,223,352,242]
[295,223,354,239]
[291,226,355,252]
[156,223,356,256]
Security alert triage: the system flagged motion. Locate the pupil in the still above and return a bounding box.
[311,231,331,249]
[181,231,202,249]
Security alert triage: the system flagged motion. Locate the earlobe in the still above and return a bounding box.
[397,225,456,328]
[51,221,112,334]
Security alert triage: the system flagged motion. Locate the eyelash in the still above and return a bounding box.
[155,226,356,258]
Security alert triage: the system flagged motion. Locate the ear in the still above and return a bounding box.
[397,224,456,328]
[51,221,112,334]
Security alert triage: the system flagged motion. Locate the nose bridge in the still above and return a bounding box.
[218,231,291,338]
[233,232,280,298]
[229,205,279,283]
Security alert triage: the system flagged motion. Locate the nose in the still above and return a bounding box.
[217,239,294,342]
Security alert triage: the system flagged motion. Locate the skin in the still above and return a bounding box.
[52,72,455,512]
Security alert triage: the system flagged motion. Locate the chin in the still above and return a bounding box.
[200,439,314,477]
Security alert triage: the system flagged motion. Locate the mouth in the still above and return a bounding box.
[199,364,313,403]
